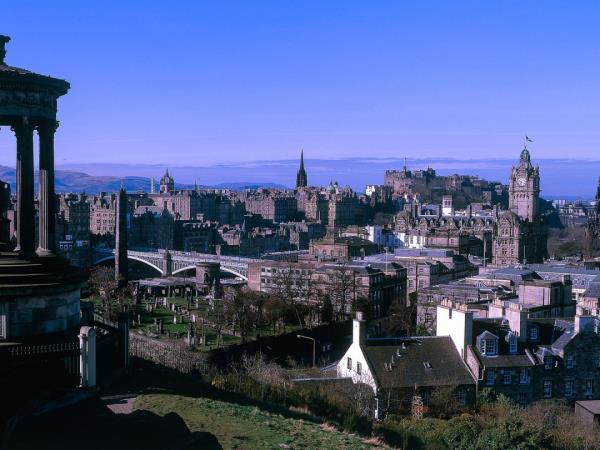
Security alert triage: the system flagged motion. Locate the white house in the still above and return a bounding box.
[337,312,477,418]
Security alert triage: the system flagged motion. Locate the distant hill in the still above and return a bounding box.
[0,165,288,194]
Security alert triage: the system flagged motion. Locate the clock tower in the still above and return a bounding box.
[509,147,540,222]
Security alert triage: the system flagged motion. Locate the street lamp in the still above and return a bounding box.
[296,334,316,368]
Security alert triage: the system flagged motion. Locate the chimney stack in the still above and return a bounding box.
[353,311,366,346]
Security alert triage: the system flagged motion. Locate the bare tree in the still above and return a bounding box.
[328,263,356,320]
[88,265,132,320]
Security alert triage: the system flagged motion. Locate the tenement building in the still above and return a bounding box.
[440,299,600,406]
[247,259,407,319]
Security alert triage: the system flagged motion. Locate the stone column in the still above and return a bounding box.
[12,117,35,257]
[37,121,57,255]
[79,326,97,388]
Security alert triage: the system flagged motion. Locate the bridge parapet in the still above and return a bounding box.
[93,248,252,280]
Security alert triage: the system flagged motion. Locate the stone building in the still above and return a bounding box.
[309,234,379,261]
[438,299,600,406]
[391,147,548,267]
[247,259,407,319]
[56,193,91,267]
[304,191,329,223]
[89,192,116,236]
[378,248,477,297]
[243,189,298,223]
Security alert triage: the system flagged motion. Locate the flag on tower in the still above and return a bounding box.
[526,136,533,142]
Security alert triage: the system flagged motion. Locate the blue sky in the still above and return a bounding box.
[1,1,600,169]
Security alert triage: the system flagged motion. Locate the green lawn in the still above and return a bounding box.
[135,393,383,450]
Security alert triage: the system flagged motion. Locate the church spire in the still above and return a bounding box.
[296,149,308,188]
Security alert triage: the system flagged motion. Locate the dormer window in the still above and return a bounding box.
[479,338,498,356]
[477,331,500,356]
[485,339,497,355]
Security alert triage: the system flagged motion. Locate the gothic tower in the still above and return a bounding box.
[159,169,175,194]
[509,147,540,222]
[296,150,308,188]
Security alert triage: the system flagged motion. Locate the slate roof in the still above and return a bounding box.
[477,330,499,340]
[363,336,475,389]
[584,279,600,298]
[472,350,536,368]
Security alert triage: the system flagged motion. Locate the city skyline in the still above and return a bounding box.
[2,2,600,167]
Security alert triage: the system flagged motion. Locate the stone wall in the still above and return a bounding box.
[4,285,80,338]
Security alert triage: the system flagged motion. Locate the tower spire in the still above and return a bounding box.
[296,149,308,188]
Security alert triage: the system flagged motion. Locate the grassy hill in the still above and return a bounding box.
[135,393,384,450]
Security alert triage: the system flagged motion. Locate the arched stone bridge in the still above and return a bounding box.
[93,249,260,280]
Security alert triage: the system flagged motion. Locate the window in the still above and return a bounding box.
[529,327,538,342]
[480,338,498,356]
[585,380,593,396]
[519,368,529,385]
[486,369,495,386]
[564,380,574,397]
[356,362,362,375]
[544,356,553,370]
[503,370,512,385]
[347,357,352,370]
[543,380,552,398]
[509,335,518,354]
[565,355,574,369]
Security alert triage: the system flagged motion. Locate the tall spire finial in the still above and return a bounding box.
[300,149,305,169]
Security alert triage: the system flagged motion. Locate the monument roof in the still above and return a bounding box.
[0,35,69,95]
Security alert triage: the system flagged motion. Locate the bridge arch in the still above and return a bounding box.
[93,255,164,275]
[171,264,248,280]
[171,265,196,276]
[220,267,248,281]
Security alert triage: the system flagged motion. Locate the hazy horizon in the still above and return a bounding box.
[48,156,600,199]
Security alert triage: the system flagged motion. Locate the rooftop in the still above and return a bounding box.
[363,335,475,389]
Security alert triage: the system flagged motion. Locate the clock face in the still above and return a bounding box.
[517,177,527,187]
